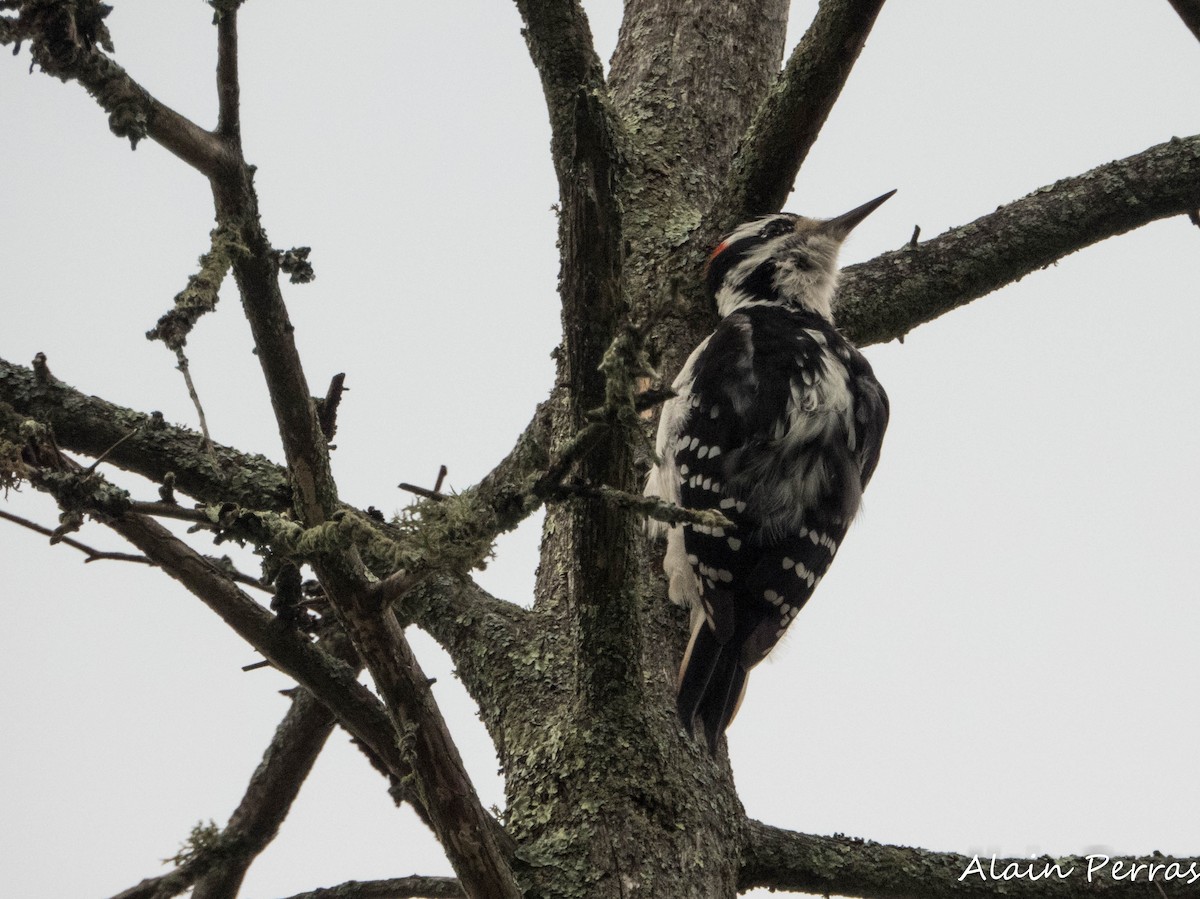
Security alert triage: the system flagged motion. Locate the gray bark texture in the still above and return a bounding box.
[2,1,1199,898]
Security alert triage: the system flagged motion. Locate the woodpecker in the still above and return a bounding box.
[645,192,894,753]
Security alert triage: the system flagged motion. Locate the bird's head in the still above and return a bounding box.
[705,190,896,321]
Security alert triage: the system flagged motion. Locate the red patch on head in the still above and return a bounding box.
[704,240,729,275]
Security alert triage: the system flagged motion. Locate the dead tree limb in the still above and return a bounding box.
[739,819,1200,898]
[838,134,1200,347]
[722,0,889,223]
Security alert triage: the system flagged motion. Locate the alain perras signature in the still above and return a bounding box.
[959,854,1200,885]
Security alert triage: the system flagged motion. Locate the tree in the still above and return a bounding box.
[2,1,1199,897]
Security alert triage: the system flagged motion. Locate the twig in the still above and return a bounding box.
[367,569,420,610]
[175,348,219,467]
[536,421,607,490]
[85,429,139,473]
[554,481,733,530]
[31,351,53,383]
[634,386,676,413]
[398,483,446,502]
[128,500,211,524]
[225,568,270,593]
[908,224,921,249]
[158,472,178,505]
[275,877,465,899]
[213,0,241,142]
[0,508,152,565]
[146,226,241,353]
[398,465,449,502]
[317,372,346,442]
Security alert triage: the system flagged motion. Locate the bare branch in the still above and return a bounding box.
[513,0,624,373]
[397,482,446,502]
[213,0,242,141]
[172,349,219,465]
[85,428,140,473]
[1,346,539,601]
[110,685,345,899]
[204,106,521,893]
[1166,0,1200,43]
[0,3,228,175]
[0,353,532,646]
[126,500,211,524]
[187,681,342,899]
[552,481,733,530]
[513,0,607,143]
[97,512,424,812]
[209,192,333,526]
[837,134,1200,347]
[0,508,150,565]
[740,819,1200,897]
[109,857,208,899]
[722,0,888,222]
[322,586,520,898]
[316,372,347,442]
[66,464,518,894]
[0,354,293,510]
[276,877,464,899]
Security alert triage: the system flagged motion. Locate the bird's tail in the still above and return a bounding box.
[676,615,748,755]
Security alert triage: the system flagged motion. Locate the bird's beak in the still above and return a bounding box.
[822,189,897,238]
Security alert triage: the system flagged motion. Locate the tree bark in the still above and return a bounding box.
[3,2,1199,897]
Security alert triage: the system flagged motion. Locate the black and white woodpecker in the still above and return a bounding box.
[645,191,895,754]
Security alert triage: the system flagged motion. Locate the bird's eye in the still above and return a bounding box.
[791,252,814,271]
[760,219,794,240]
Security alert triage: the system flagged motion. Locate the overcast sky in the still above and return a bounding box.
[2,2,1199,897]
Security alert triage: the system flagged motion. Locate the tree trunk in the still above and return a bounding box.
[497,5,789,896]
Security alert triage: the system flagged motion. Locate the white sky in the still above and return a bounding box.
[2,2,1199,897]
